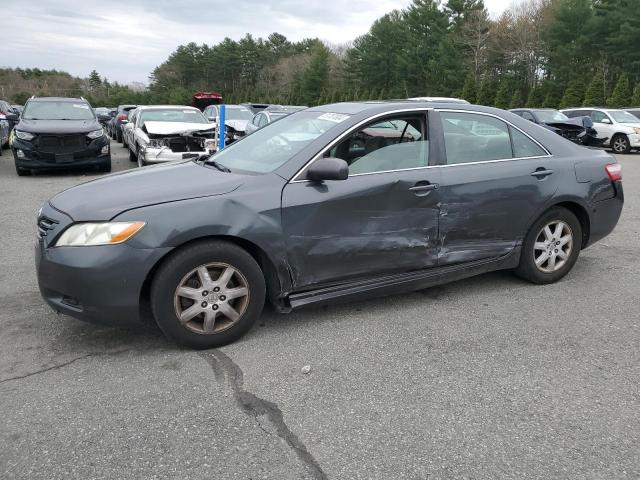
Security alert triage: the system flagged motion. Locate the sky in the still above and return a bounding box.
[1,0,509,85]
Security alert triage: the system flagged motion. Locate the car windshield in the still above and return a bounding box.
[139,109,207,124]
[534,110,568,123]
[224,107,253,121]
[22,101,95,120]
[608,110,640,123]
[211,110,350,173]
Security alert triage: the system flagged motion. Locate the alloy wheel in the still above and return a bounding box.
[173,262,250,335]
[613,136,629,153]
[533,220,573,273]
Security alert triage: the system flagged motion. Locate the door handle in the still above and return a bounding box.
[531,168,553,178]
[409,182,439,195]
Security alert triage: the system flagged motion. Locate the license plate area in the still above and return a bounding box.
[56,153,74,163]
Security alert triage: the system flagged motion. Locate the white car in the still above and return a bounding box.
[126,106,215,167]
[561,107,640,154]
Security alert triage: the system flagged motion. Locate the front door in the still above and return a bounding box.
[436,110,560,265]
[281,112,441,290]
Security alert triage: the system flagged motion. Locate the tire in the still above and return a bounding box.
[137,147,145,167]
[150,240,266,349]
[611,134,631,154]
[122,134,128,148]
[515,207,582,284]
[116,128,123,143]
[129,144,137,162]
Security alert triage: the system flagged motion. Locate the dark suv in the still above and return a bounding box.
[11,97,111,176]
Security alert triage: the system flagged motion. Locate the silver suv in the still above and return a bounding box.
[561,107,640,154]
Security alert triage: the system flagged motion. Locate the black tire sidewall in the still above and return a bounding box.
[516,207,582,284]
[150,241,266,349]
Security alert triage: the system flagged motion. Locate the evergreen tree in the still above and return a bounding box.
[493,80,512,109]
[542,82,563,109]
[583,74,605,106]
[526,85,545,108]
[475,78,494,105]
[88,70,102,91]
[559,79,585,109]
[509,89,524,109]
[460,73,477,103]
[607,74,631,107]
[300,45,330,105]
[631,82,640,106]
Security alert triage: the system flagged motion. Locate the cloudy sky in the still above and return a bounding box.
[1,0,509,85]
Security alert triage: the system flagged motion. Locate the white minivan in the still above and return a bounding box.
[561,107,640,154]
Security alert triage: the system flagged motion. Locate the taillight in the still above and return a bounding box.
[605,163,622,181]
[117,114,128,121]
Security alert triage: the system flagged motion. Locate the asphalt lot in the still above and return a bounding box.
[0,140,638,479]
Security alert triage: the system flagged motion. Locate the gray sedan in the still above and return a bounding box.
[35,101,623,348]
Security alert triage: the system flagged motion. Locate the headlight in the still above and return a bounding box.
[55,222,145,246]
[633,127,640,135]
[87,128,104,139]
[14,130,35,141]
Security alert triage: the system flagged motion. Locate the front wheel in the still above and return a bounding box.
[150,240,266,349]
[129,145,137,163]
[611,134,631,154]
[515,207,582,284]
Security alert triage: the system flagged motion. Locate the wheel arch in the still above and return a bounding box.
[139,234,288,316]
[548,200,590,249]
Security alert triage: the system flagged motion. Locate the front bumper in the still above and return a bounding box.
[143,147,209,164]
[36,239,171,327]
[12,135,110,170]
[628,134,640,147]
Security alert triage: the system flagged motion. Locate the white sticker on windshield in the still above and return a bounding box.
[317,112,349,123]
[73,104,89,109]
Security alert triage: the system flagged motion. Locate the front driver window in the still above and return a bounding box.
[591,111,607,123]
[327,115,428,175]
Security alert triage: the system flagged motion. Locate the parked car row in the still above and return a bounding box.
[511,106,640,153]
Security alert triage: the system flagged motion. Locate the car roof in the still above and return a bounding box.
[30,97,85,103]
[138,105,200,110]
[308,100,505,116]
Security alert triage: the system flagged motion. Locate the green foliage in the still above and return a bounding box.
[475,78,495,105]
[526,85,545,108]
[460,73,477,102]
[509,89,524,109]
[493,80,512,109]
[607,74,631,107]
[631,82,640,106]
[559,79,585,109]
[583,74,606,106]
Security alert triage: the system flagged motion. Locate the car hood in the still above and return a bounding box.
[144,121,215,136]
[17,118,101,134]
[49,160,244,221]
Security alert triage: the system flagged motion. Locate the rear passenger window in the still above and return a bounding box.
[441,112,547,164]
[441,112,511,164]
[510,127,547,157]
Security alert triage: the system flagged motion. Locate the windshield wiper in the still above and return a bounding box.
[192,153,231,172]
[205,158,231,172]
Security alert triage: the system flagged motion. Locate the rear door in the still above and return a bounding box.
[281,111,441,289]
[435,110,560,265]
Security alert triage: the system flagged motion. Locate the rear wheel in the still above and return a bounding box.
[150,240,266,349]
[611,134,631,154]
[515,207,581,284]
[116,128,122,143]
[98,157,111,173]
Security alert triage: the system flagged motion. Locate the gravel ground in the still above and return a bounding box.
[0,140,638,479]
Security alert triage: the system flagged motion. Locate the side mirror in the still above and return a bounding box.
[207,116,216,123]
[307,157,349,182]
[5,113,19,122]
[600,118,612,124]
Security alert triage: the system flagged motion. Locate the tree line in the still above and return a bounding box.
[3,0,640,109]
